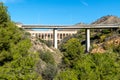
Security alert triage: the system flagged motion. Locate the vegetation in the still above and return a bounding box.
[42,64,57,80]
[0,2,41,79]
[0,2,120,80]
[73,52,120,80]
[40,51,55,65]
[60,38,84,67]
[56,16,120,80]
[38,38,53,47]
[55,36,120,80]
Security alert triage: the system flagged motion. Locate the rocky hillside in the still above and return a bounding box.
[91,35,120,53]
[30,36,62,65]
[29,36,63,79]
[91,15,120,53]
[92,15,120,24]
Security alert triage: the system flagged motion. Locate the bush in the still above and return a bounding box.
[100,35,106,42]
[38,39,53,47]
[61,38,84,67]
[73,53,120,80]
[113,45,120,53]
[58,52,120,80]
[40,51,55,65]
[102,29,111,34]
[54,69,78,80]
[42,64,57,80]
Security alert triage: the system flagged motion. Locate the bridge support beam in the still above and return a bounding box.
[85,29,90,53]
[53,28,58,49]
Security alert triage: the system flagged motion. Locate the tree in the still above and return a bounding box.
[0,2,41,79]
[0,2,10,26]
[61,38,84,67]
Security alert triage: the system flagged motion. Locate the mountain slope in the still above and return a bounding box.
[91,15,120,53]
[92,15,120,24]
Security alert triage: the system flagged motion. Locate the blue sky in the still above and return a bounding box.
[1,0,120,25]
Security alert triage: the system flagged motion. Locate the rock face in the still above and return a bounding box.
[91,15,120,53]
[91,47,105,54]
[92,15,120,24]
[91,36,120,53]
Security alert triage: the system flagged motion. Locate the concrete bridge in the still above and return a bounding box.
[18,24,120,52]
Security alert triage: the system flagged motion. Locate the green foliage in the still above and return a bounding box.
[63,38,83,56]
[102,29,111,34]
[58,32,120,80]
[0,55,40,79]
[37,50,57,80]
[54,69,78,80]
[58,52,120,80]
[61,38,84,67]
[73,53,120,80]
[45,40,53,47]
[42,64,57,80]
[100,35,106,42]
[40,51,55,65]
[0,3,41,79]
[0,2,10,26]
[38,39,53,47]
[113,45,120,53]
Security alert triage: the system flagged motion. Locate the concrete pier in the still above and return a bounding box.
[86,29,90,53]
[53,28,58,49]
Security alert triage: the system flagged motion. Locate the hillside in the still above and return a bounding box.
[56,15,120,80]
[90,15,120,53]
[30,36,63,80]
[30,37,62,65]
[59,15,120,54]
[92,15,120,24]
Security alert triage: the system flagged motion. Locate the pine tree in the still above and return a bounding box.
[0,2,41,79]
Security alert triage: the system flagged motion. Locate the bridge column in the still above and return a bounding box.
[86,29,90,53]
[53,28,58,49]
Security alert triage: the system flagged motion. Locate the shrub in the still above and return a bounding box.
[100,35,106,42]
[40,51,55,65]
[58,52,120,80]
[42,64,57,80]
[54,69,78,80]
[102,29,111,34]
[61,38,84,67]
[73,53,120,80]
[39,39,53,47]
[113,45,120,53]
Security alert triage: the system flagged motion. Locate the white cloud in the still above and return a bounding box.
[81,1,88,6]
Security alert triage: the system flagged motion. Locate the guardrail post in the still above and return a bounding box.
[53,28,57,49]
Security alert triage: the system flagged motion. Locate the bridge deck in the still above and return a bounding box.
[22,24,120,29]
